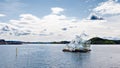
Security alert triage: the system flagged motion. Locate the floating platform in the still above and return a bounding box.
[62,49,91,52]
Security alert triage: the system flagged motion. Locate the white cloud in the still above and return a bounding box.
[6,13,115,41]
[10,14,42,33]
[0,14,6,17]
[51,7,64,14]
[0,7,120,41]
[93,0,120,15]
[91,0,120,39]
[19,14,41,22]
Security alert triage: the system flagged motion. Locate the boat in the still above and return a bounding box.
[62,35,91,52]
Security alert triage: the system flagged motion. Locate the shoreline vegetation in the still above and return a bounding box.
[0,37,120,45]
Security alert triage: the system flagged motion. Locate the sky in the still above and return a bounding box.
[0,0,120,41]
[0,0,108,21]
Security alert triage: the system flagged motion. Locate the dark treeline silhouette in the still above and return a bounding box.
[0,37,120,45]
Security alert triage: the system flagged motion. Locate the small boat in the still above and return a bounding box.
[63,35,91,52]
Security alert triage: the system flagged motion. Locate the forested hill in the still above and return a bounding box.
[89,37,120,44]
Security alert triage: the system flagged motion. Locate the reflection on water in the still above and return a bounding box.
[0,44,120,68]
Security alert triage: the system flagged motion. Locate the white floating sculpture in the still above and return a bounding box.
[63,34,91,52]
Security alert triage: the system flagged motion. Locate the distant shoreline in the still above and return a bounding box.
[0,37,120,45]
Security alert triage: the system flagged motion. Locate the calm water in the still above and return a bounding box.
[0,44,120,68]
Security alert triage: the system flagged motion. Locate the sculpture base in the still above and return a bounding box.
[62,49,91,52]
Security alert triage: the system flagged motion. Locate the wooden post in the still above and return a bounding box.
[16,48,18,57]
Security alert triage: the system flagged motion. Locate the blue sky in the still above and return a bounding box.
[0,0,109,21]
[0,0,120,41]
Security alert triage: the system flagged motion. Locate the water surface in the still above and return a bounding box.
[0,44,120,68]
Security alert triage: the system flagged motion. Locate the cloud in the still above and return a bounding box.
[19,14,41,22]
[7,13,113,41]
[88,13,104,20]
[0,7,120,41]
[51,7,64,14]
[10,14,41,33]
[0,14,6,17]
[92,0,120,38]
[93,0,120,15]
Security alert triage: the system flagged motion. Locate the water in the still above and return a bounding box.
[0,44,120,68]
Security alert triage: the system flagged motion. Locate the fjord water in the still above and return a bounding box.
[0,44,120,68]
